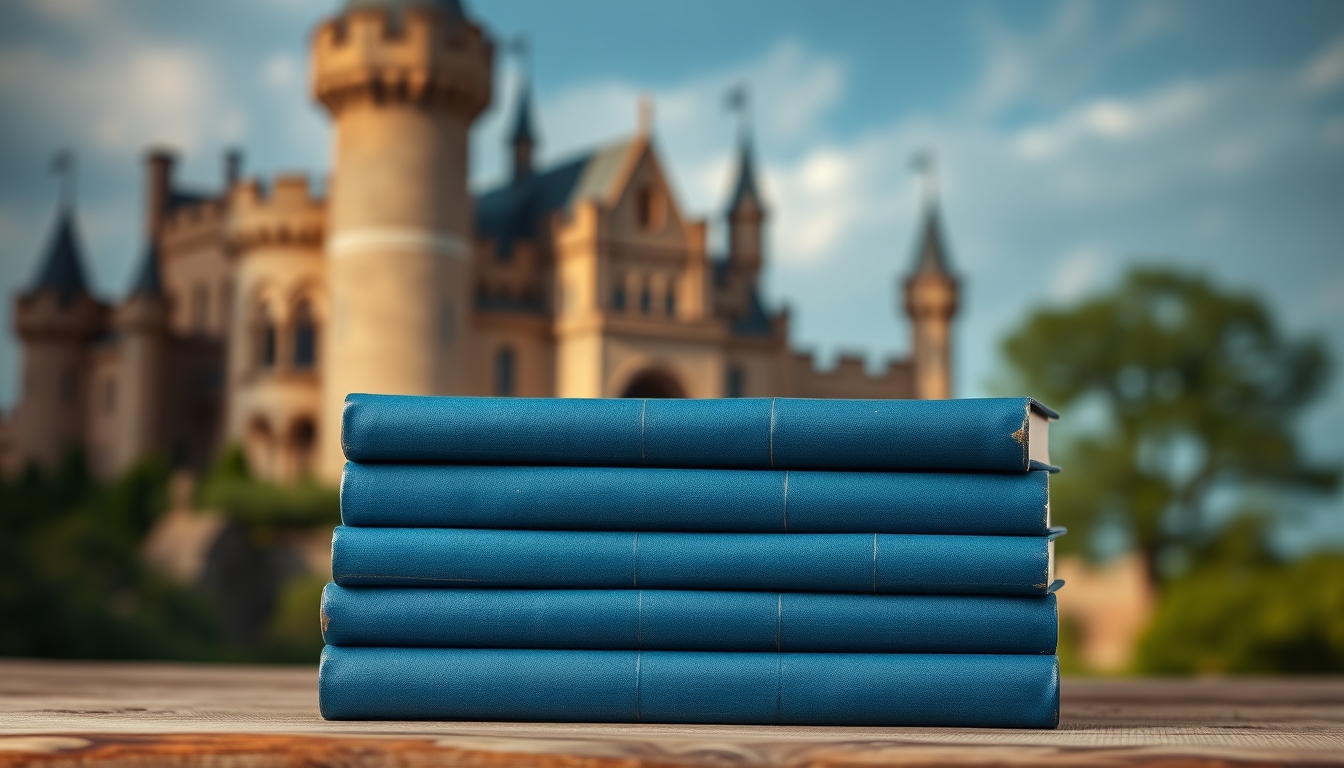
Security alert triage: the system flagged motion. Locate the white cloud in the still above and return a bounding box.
[1300,34,1344,93]
[1049,246,1108,302]
[0,17,227,155]
[263,52,301,91]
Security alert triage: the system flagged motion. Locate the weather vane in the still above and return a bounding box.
[724,82,751,143]
[51,150,75,208]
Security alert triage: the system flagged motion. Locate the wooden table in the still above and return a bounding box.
[0,660,1340,766]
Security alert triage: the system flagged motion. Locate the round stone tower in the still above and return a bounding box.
[311,0,492,479]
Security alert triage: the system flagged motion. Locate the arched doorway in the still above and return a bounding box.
[620,369,686,398]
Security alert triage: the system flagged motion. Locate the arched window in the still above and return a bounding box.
[293,300,317,369]
[495,346,516,396]
[639,282,652,314]
[292,417,317,478]
[258,303,277,369]
[612,284,626,311]
[665,286,676,316]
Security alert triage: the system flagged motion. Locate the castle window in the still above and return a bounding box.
[612,285,626,311]
[292,418,317,478]
[258,304,277,369]
[636,186,665,232]
[665,287,676,316]
[192,283,209,335]
[639,283,652,314]
[495,347,515,396]
[293,300,317,369]
[726,365,745,398]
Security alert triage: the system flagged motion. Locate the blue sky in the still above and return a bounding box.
[1,0,1342,540]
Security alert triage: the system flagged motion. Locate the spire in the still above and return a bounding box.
[129,241,165,299]
[724,84,763,215]
[27,205,91,306]
[509,77,536,147]
[507,36,537,181]
[909,151,952,276]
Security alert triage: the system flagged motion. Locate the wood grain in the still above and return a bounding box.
[0,660,1340,766]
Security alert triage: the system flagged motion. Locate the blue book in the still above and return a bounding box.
[319,647,1060,727]
[341,463,1052,534]
[321,585,1058,654]
[341,394,1057,471]
[331,527,1063,595]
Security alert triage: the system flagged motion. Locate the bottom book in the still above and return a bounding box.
[319,647,1060,728]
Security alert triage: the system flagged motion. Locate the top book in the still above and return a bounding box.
[342,395,1057,472]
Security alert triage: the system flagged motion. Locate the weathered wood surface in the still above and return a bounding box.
[0,659,1341,766]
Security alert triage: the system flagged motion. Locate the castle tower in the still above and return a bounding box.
[224,176,326,481]
[10,203,109,471]
[311,0,493,479]
[110,242,171,472]
[902,160,959,400]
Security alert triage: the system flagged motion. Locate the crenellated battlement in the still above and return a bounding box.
[311,7,492,117]
[790,351,915,400]
[161,198,227,251]
[227,175,325,249]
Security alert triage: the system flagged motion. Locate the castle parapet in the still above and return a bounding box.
[790,351,915,400]
[161,199,226,251]
[311,7,492,117]
[227,176,325,249]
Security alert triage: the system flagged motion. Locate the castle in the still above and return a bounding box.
[0,0,959,484]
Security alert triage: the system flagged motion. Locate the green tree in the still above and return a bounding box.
[999,267,1337,584]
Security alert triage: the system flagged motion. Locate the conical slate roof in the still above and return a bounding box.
[911,203,953,276]
[129,241,165,298]
[27,206,91,306]
[510,78,537,146]
[727,134,763,214]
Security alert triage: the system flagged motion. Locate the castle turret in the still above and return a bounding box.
[312,0,493,479]
[509,76,536,181]
[902,180,959,400]
[726,127,765,280]
[110,242,172,470]
[11,204,109,471]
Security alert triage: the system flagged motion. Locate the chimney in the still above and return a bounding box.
[145,148,177,239]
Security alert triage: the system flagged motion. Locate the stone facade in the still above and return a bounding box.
[0,0,960,483]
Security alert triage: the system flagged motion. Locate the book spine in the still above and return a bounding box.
[321,585,1058,654]
[331,527,1056,596]
[341,393,1045,471]
[341,464,1051,534]
[319,647,1060,727]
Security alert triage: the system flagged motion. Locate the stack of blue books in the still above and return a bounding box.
[320,394,1063,728]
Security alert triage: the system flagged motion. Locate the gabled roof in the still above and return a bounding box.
[475,139,635,257]
[910,202,953,277]
[26,206,91,306]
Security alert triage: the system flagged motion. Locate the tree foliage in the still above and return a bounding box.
[999,268,1337,583]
